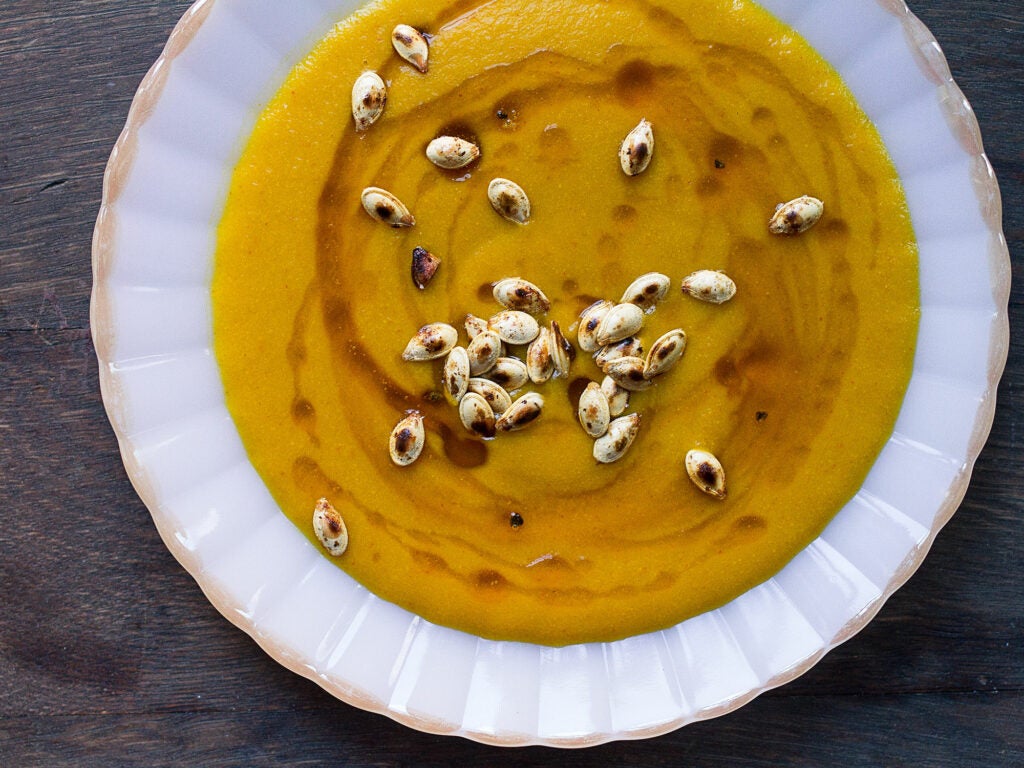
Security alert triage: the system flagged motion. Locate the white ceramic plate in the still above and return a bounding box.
[92,0,1009,747]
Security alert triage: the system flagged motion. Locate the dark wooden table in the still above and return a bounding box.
[1,1,1020,765]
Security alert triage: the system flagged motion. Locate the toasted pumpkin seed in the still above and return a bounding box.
[577,299,614,353]
[680,270,736,304]
[465,313,489,339]
[595,336,644,370]
[550,320,574,377]
[467,378,513,415]
[488,310,540,345]
[361,186,415,227]
[484,356,529,391]
[402,323,458,361]
[621,272,670,312]
[467,330,502,375]
[389,411,425,466]
[600,376,630,417]
[603,356,653,391]
[526,326,555,384]
[411,246,441,289]
[578,381,610,438]
[595,303,645,346]
[351,71,387,132]
[488,178,531,224]
[593,413,641,463]
[685,449,727,499]
[619,118,654,176]
[443,346,470,404]
[392,24,429,72]
[459,392,496,438]
[492,277,550,315]
[426,135,480,169]
[495,392,544,432]
[644,328,687,378]
[312,497,348,556]
[769,195,824,234]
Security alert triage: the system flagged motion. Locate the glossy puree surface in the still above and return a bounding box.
[212,0,919,645]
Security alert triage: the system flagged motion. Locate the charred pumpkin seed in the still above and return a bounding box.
[492,277,551,315]
[577,381,610,438]
[526,326,555,384]
[465,313,489,339]
[593,413,641,463]
[426,135,480,169]
[601,375,630,417]
[361,186,415,227]
[619,118,654,176]
[495,392,544,432]
[621,272,670,312]
[458,392,496,438]
[411,246,441,289]
[312,497,348,556]
[402,323,458,361]
[487,178,531,224]
[485,356,529,390]
[769,195,824,235]
[389,411,425,466]
[595,336,644,370]
[550,320,574,377]
[467,330,502,375]
[685,449,727,499]
[603,356,653,391]
[595,303,645,346]
[351,71,386,132]
[467,378,513,415]
[680,270,736,304]
[488,310,540,345]
[443,346,470,403]
[392,24,429,72]
[643,328,687,378]
[577,299,614,352]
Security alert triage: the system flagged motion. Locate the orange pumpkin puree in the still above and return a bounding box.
[212,0,919,645]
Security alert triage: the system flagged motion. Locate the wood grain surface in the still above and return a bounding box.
[1,0,1020,765]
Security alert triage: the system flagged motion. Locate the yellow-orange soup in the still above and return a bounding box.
[213,0,919,645]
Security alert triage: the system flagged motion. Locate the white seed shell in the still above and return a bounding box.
[402,323,458,361]
[492,277,551,315]
[484,357,530,391]
[550,321,574,377]
[603,356,653,391]
[458,392,496,438]
[467,378,513,415]
[312,498,348,556]
[361,186,415,227]
[595,337,644,370]
[442,346,470,403]
[467,330,503,375]
[351,71,387,131]
[595,303,645,347]
[578,381,610,438]
[577,300,614,353]
[392,24,429,72]
[389,412,425,466]
[495,392,544,432]
[601,376,630,417]
[526,326,555,384]
[465,313,489,339]
[593,413,641,463]
[619,118,654,176]
[643,328,687,379]
[685,449,727,499]
[426,136,480,169]
[487,178,531,224]
[488,310,540,345]
[621,272,671,312]
[680,270,736,304]
[769,195,824,234]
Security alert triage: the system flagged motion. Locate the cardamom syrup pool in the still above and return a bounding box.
[212,0,919,645]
